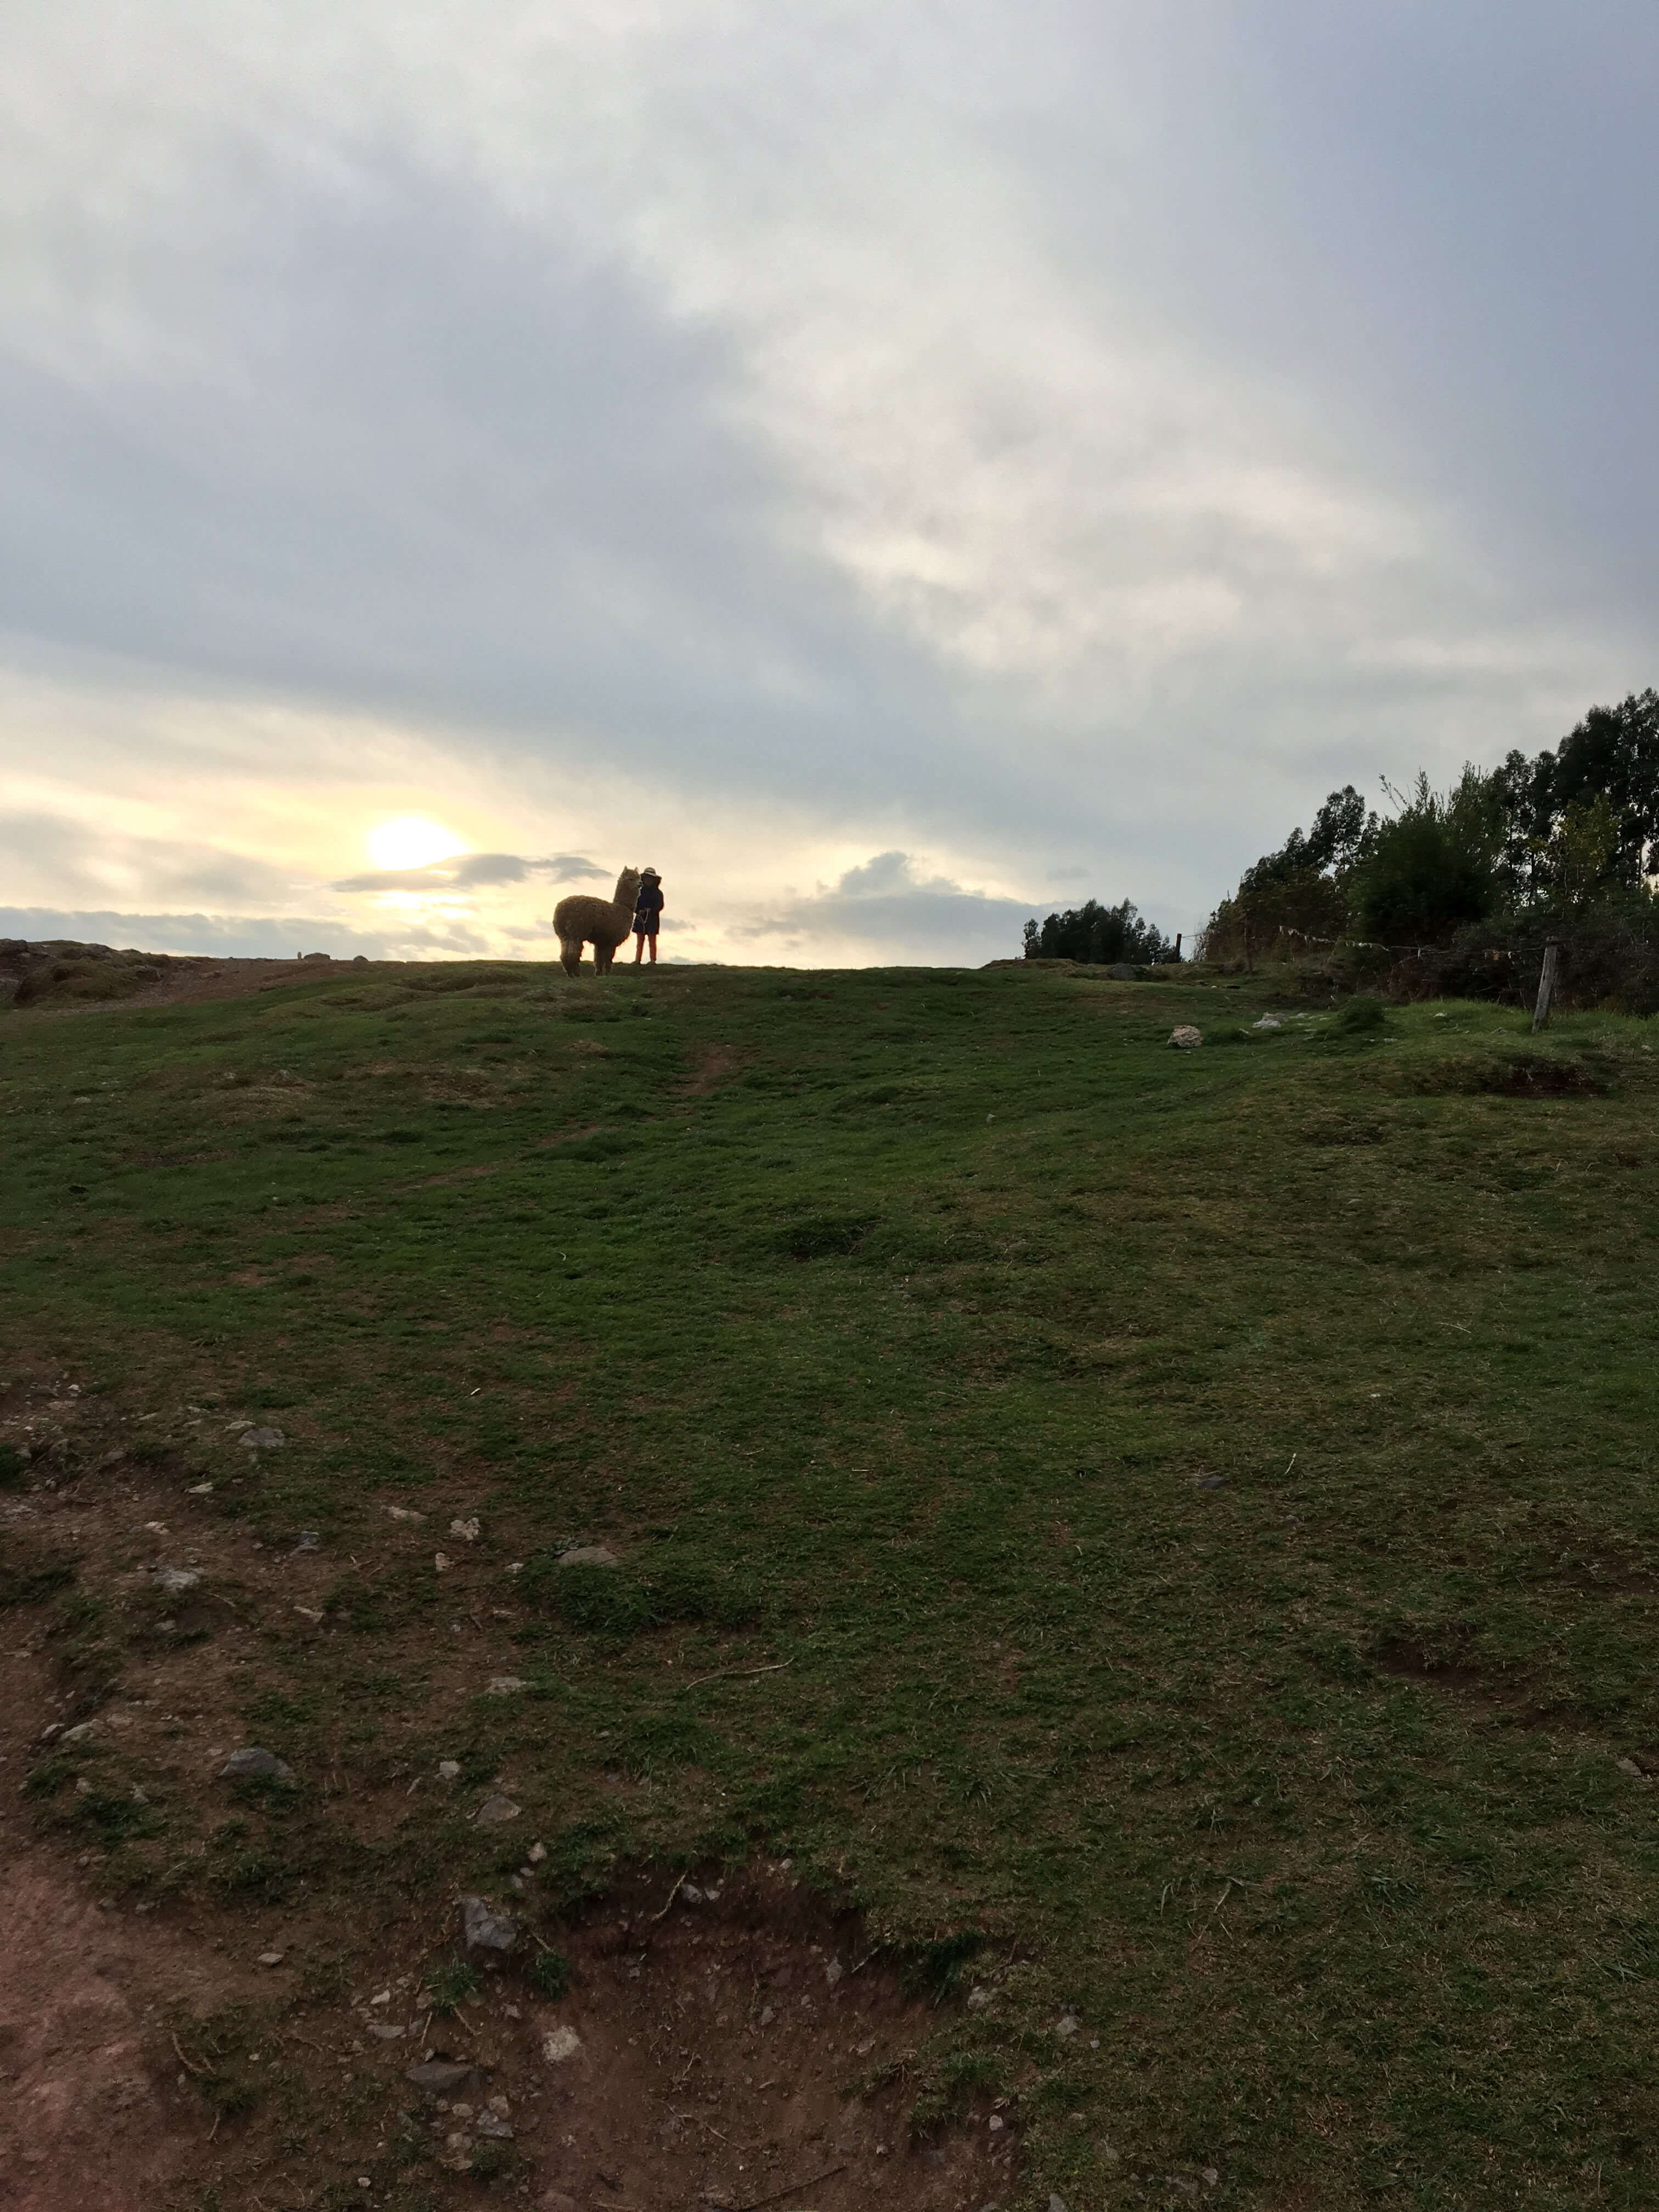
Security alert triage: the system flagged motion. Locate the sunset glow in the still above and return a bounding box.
[365,816,468,872]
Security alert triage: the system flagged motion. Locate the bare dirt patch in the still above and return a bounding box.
[0,1369,1013,2210]
[678,1044,750,1098]
[0,1852,234,2212]
[403,1864,1014,2210]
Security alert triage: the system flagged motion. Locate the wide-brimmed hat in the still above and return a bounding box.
[640,866,661,879]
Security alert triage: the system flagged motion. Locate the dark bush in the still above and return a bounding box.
[1330,995,1389,1036]
[1201,786,1374,962]
[1023,898,1173,964]
[1400,904,1659,1017]
[1351,771,1504,945]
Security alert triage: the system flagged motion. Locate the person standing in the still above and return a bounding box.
[632,867,664,964]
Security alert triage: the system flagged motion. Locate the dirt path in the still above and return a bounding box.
[0,1852,223,2211]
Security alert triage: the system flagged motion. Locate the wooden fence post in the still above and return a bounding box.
[1532,940,1561,1032]
[1174,932,1183,963]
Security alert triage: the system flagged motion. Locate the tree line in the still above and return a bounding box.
[1022,899,1175,966]
[1202,687,1659,960]
[1023,687,1659,1001]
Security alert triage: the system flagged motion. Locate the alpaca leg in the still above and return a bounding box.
[559,938,581,976]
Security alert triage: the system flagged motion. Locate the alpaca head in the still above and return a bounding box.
[614,865,642,908]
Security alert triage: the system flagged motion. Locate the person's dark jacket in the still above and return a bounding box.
[634,881,664,930]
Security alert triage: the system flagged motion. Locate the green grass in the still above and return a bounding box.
[5,960,1659,2207]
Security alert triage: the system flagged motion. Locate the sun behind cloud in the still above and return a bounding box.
[365,815,469,871]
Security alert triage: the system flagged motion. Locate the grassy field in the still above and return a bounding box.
[5,957,1659,2209]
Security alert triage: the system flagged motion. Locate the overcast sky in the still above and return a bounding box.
[3,1,1655,964]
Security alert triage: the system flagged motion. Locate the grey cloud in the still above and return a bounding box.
[539,855,609,882]
[737,851,1046,965]
[331,851,605,891]
[0,142,962,823]
[0,809,312,911]
[2,2,1654,939]
[0,908,492,960]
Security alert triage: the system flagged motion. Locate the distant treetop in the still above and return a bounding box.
[1022,898,1175,965]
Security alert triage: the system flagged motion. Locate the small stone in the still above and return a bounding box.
[475,2111,513,2139]
[541,2025,582,2063]
[219,1746,294,1781]
[988,2115,1005,2134]
[406,2059,477,2094]
[1049,2197,1071,2212]
[257,1951,285,1967]
[459,1894,521,1951]
[450,1518,480,1542]
[368,2023,406,2040]
[474,1792,521,1825]
[240,1427,286,1449]
[292,1530,320,1552]
[1194,1474,1226,1490]
[1169,1025,1203,1049]
[186,1481,213,1495]
[386,1505,426,1522]
[437,1759,460,1780]
[966,1985,991,2011]
[1055,2013,1080,2039]
[556,1544,619,1568]
[823,1958,843,1987]
[370,1989,391,2005]
[1617,1756,1644,1776]
[153,1566,201,1593]
[487,1676,527,1696]
[1253,1014,1282,1030]
[1202,2169,1220,2188]
[434,1552,452,1572]
[528,1842,547,1864]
